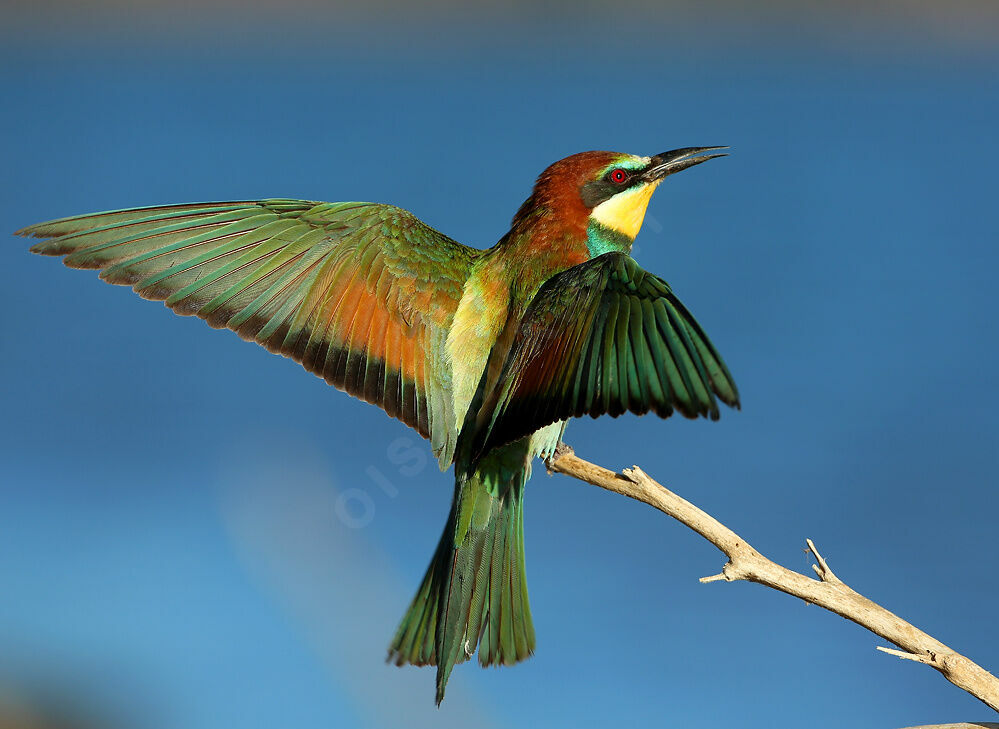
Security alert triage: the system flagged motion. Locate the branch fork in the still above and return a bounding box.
[545,449,999,715]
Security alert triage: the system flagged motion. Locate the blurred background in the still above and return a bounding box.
[1,2,997,727]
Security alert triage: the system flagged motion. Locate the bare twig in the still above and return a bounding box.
[879,646,936,664]
[546,448,999,714]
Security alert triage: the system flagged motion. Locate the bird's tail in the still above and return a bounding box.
[387,450,535,704]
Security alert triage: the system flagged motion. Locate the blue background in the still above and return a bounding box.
[1,11,997,729]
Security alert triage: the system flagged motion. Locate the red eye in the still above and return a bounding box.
[609,168,628,184]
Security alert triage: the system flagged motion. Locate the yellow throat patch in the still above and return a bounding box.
[590,180,661,239]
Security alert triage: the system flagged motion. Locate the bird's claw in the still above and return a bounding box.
[545,441,574,473]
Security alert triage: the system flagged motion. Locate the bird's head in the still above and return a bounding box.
[520,147,726,257]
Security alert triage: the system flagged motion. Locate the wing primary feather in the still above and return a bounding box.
[281,253,344,361]
[93,214,280,279]
[18,201,264,238]
[580,301,607,418]
[638,298,667,410]
[161,228,303,319]
[180,227,318,318]
[224,231,328,334]
[323,270,366,388]
[600,294,621,416]
[382,316,404,420]
[667,293,740,407]
[547,305,581,420]
[27,206,262,256]
[653,299,696,414]
[614,292,631,416]
[662,299,717,418]
[626,296,650,413]
[263,247,337,353]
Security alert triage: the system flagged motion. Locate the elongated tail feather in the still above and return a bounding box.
[388,448,535,704]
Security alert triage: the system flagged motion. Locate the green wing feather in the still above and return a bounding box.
[472,252,739,457]
[17,199,476,467]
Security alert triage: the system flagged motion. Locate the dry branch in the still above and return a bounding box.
[546,448,999,714]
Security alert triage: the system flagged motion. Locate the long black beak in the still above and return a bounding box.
[644,146,728,181]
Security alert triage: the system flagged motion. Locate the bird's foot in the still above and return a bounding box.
[545,441,574,473]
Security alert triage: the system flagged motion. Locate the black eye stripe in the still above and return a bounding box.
[581,166,647,207]
[605,166,646,186]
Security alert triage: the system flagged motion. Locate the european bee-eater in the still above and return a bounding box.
[15,147,740,703]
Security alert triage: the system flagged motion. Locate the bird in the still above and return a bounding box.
[15,147,740,704]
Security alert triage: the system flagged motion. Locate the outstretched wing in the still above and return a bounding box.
[17,199,476,467]
[470,251,739,457]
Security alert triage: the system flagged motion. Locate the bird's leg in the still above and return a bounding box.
[545,441,574,473]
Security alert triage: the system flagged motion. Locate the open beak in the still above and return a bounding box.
[644,146,728,181]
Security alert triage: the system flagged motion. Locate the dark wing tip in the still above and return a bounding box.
[714,377,741,411]
[29,242,58,256]
[15,224,49,240]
